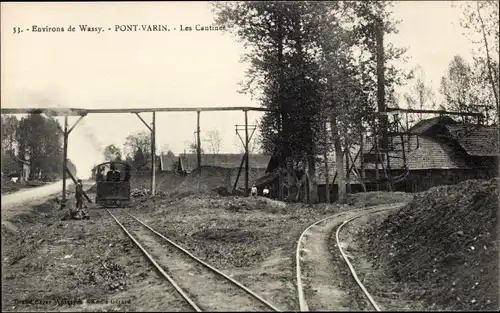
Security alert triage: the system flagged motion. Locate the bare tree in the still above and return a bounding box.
[203,129,222,154]
[404,66,437,125]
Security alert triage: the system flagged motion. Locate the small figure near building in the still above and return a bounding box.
[251,185,258,197]
[263,186,270,197]
[73,179,89,220]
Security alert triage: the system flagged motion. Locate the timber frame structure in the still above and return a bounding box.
[340,107,486,193]
[1,106,274,209]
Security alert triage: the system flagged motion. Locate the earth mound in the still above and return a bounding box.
[358,178,498,310]
[174,166,233,194]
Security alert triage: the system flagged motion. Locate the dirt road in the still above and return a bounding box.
[2,180,73,207]
[1,180,76,223]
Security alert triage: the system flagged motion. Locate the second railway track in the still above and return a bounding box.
[296,202,407,311]
[107,209,281,312]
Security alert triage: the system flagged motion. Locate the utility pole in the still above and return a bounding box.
[62,115,68,209]
[244,110,249,196]
[151,111,156,195]
[197,111,201,170]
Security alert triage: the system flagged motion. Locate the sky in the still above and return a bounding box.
[1,1,479,177]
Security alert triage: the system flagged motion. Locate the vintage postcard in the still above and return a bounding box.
[1,1,498,312]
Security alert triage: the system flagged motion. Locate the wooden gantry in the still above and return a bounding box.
[0,106,273,208]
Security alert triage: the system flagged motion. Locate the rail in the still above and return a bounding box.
[108,209,281,312]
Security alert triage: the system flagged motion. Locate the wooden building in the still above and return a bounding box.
[256,116,498,201]
[362,116,498,192]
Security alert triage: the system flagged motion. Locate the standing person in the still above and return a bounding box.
[263,186,270,197]
[72,179,84,219]
[251,185,258,197]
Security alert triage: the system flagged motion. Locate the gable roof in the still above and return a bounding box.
[408,116,456,135]
[445,124,499,156]
[179,153,271,172]
[362,135,471,170]
[159,154,178,171]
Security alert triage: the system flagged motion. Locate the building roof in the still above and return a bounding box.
[408,116,456,135]
[159,154,178,171]
[445,124,499,156]
[179,153,271,172]
[362,135,471,170]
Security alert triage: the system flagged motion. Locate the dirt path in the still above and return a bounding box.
[1,180,96,223]
[300,210,372,311]
[299,205,429,312]
[1,180,76,222]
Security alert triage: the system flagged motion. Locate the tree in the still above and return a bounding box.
[213,1,409,203]
[16,114,63,181]
[457,0,499,123]
[203,129,222,155]
[404,66,437,124]
[440,55,492,123]
[188,142,204,154]
[1,115,18,154]
[214,1,330,202]
[1,115,20,176]
[133,147,146,169]
[123,131,152,169]
[103,144,122,161]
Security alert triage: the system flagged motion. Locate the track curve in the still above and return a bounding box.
[296,202,407,311]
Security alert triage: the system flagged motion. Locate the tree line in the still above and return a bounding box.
[212,0,499,204]
[1,114,77,181]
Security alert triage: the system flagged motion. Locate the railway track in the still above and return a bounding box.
[296,202,407,311]
[107,209,281,312]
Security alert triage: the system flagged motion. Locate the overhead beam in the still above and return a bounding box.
[0,108,88,116]
[385,108,483,117]
[1,106,275,115]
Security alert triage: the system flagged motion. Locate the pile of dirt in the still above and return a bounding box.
[130,171,185,192]
[357,178,499,311]
[174,166,233,194]
[346,191,414,207]
[173,166,266,195]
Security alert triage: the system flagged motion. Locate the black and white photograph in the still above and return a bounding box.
[1,1,499,311]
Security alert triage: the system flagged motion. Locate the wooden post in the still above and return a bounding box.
[232,154,246,194]
[244,110,249,196]
[376,18,387,146]
[62,115,68,209]
[360,134,365,179]
[376,17,387,192]
[151,111,156,195]
[197,111,201,170]
[324,121,330,203]
[345,144,351,194]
